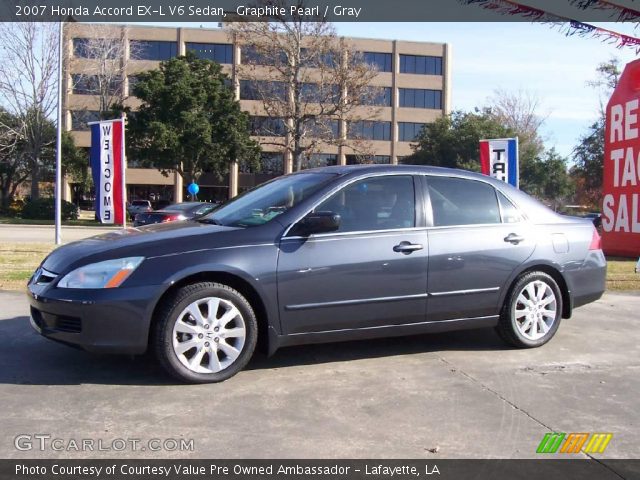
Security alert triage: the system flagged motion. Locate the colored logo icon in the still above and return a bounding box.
[536,433,613,454]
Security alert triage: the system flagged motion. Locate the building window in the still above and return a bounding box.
[132,40,177,61]
[70,110,101,131]
[300,48,337,68]
[240,80,286,101]
[127,75,142,95]
[72,38,118,59]
[300,83,340,103]
[303,118,340,139]
[302,154,338,169]
[71,75,121,96]
[348,121,391,141]
[399,88,442,109]
[249,116,286,137]
[346,155,390,164]
[360,86,392,107]
[399,55,443,75]
[186,42,233,64]
[398,122,425,142]
[241,45,286,66]
[362,52,392,72]
[240,152,284,175]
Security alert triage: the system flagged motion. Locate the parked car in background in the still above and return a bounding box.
[133,201,220,227]
[561,205,602,229]
[127,200,152,220]
[28,165,606,383]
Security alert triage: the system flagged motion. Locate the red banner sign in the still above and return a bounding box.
[602,59,640,257]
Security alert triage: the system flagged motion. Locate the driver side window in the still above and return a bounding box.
[314,175,415,233]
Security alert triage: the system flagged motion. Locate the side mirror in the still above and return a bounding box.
[292,211,341,236]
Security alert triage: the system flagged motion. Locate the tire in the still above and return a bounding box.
[153,282,257,383]
[497,271,563,348]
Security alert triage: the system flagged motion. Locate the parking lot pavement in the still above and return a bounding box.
[0,290,638,459]
[0,224,117,244]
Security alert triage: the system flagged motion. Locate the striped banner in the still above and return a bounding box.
[90,118,126,225]
[479,138,519,188]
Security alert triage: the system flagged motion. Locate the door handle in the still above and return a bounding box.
[393,241,424,254]
[504,233,525,245]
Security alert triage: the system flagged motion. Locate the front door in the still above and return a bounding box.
[277,175,429,335]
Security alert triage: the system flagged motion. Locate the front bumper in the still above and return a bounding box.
[27,282,163,355]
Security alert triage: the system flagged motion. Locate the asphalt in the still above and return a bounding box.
[0,290,638,459]
[0,224,118,244]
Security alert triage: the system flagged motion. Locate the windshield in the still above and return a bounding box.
[201,173,337,227]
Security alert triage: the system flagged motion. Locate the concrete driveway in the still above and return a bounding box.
[0,224,117,244]
[0,290,638,459]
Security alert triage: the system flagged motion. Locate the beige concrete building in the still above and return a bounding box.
[63,23,451,204]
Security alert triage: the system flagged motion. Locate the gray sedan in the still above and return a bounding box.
[28,165,606,383]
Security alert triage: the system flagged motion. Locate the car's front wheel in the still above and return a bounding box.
[153,282,257,383]
[497,271,563,348]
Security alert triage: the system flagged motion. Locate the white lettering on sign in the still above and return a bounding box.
[100,124,114,224]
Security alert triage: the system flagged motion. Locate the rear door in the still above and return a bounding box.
[277,174,429,334]
[424,175,535,321]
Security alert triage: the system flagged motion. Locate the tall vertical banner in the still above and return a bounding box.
[479,138,519,188]
[90,118,126,225]
[602,59,640,257]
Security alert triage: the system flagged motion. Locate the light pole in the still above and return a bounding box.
[54,20,63,245]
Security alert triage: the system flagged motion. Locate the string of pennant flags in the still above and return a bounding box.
[458,0,640,52]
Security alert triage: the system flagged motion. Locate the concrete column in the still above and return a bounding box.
[391,40,398,164]
[229,161,239,198]
[443,43,452,115]
[174,170,183,203]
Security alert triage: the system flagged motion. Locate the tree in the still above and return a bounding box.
[0,108,29,209]
[125,53,260,185]
[404,109,515,170]
[61,131,91,205]
[69,24,138,117]
[228,5,382,171]
[521,148,574,210]
[571,59,621,208]
[0,23,58,200]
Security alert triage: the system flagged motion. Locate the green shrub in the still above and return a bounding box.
[21,198,79,220]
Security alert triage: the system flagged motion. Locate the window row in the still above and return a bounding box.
[72,38,443,77]
[240,81,438,109]
[399,88,442,109]
[70,111,423,143]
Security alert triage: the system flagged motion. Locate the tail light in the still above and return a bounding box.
[589,228,602,250]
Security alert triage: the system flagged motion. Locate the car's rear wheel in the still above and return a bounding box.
[153,282,257,383]
[497,271,563,348]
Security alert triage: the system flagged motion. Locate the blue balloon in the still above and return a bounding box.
[187,183,200,195]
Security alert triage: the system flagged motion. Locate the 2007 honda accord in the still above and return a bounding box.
[28,165,606,383]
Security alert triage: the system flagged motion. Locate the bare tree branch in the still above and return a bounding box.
[229,2,382,171]
[0,22,58,199]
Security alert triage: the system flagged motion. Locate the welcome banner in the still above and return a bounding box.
[479,138,519,188]
[90,118,126,225]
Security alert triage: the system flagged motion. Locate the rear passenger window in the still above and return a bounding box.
[427,177,500,227]
[497,191,524,223]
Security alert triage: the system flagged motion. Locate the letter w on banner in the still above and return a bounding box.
[90,117,126,225]
[479,138,519,188]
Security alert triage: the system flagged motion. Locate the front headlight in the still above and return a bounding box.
[57,257,144,289]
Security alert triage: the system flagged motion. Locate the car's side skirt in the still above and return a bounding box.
[270,315,499,354]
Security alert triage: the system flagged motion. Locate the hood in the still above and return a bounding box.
[42,220,238,274]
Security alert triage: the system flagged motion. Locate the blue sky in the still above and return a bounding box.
[139,20,638,160]
[333,22,638,160]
